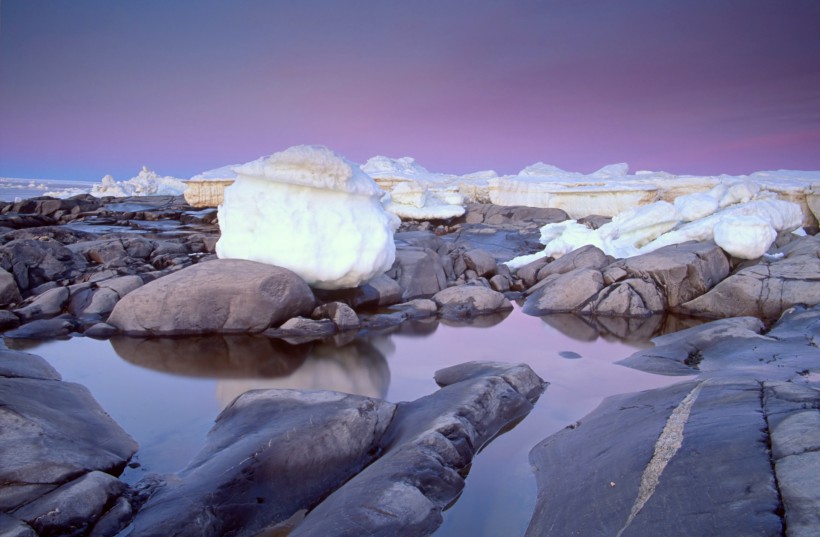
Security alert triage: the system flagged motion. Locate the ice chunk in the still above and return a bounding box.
[674,192,720,222]
[713,215,777,259]
[90,167,188,197]
[216,145,400,290]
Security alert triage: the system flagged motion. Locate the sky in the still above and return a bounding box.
[1,0,819,181]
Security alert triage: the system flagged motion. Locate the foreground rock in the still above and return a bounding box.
[527,306,820,536]
[291,362,544,537]
[527,378,785,536]
[108,259,316,335]
[128,362,544,537]
[128,391,395,536]
[0,349,137,532]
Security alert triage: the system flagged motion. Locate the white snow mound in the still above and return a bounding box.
[216,145,400,290]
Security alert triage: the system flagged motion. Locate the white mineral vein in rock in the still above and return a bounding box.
[616,381,705,537]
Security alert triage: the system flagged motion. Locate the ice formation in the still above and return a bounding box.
[42,167,187,198]
[216,145,400,290]
[183,164,239,207]
[506,180,805,266]
[362,155,486,218]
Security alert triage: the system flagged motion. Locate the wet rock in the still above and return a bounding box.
[0,351,136,512]
[84,322,118,338]
[128,391,396,537]
[432,284,512,318]
[522,267,604,315]
[292,362,544,537]
[3,317,76,340]
[387,298,438,319]
[678,235,820,322]
[264,317,336,340]
[89,495,134,537]
[14,286,69,322]
[489,273,511,292]
[526,378,782,537]
[0,239,88,292]
[312,301,360,331]
[10,471,127,537]
[108,259,315,335]
[0,268,21,307]
[610,241,730,308]
[359,311,409,331]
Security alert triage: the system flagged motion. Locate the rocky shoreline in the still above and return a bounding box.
[1,194,818,536]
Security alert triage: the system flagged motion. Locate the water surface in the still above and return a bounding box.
[14,306,692,536]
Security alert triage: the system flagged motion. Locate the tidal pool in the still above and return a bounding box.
[11,306,694,536]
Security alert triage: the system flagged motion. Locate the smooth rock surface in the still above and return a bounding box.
[522,267,604,315]
[108,259,315,335]
[432,285,512,318]
[526,378,782,537]
[128,390,396,537]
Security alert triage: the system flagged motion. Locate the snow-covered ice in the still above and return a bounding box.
[506,183,805,266]
[216,145,400,289]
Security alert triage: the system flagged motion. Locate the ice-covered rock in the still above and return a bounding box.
[382,181,465,220]
[216,145,399,289]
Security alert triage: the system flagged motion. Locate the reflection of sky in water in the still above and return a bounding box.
[20,305,691,535]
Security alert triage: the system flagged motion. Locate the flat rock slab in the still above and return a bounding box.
[432,284,512,318]
[107,258,316,335]
[526,378,782,537]
[618,305,820,380]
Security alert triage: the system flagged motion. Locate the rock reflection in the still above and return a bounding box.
[110,334,391,409]
[216,339,390,408]
[539,313,709,344]
[111,335,310,378]
[440,309,511,328]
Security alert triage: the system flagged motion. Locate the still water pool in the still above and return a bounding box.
[10,306,692,536]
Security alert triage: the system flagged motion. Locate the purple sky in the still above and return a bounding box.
[1,0,819,181]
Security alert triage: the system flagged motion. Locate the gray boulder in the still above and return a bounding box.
[606,241,729,309]
[582,277,667,317]
[0,238,88,291]
[292,362,545,537]
[108,259,315,335]
[535,244,612,282]
[0,350,136,512]
[462,248,497,277]
[312,301,360,331]
[432,284,512,318]
[14,286,69,322]
[11,471,127,537]
[128,390,396,537]
[3,317,76,340]
[678,235,820,322]
[389,247,448,300]
[522,267,604,315]
[0,267,21,307]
